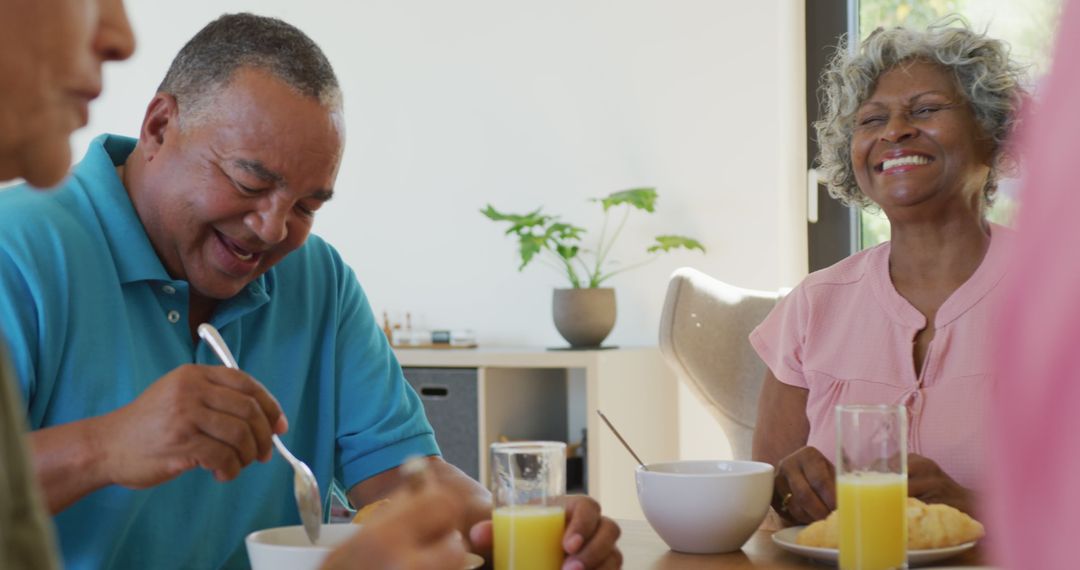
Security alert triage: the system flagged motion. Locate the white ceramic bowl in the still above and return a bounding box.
[246,523,360,570]
[636,460,774,554]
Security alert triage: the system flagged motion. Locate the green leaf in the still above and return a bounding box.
[480,204,515,221]
[593,187,657,212]
[547,222,586,241]
[646,235,705,254]
[555,243,580,261]
[481,205,550,235]
[484,193,700,287]
[518,234,546,270]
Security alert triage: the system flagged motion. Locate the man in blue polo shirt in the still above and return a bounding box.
[0,14,446,570]
[0,12,621,570]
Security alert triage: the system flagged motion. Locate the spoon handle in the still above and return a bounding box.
[597,409,649,470]
[271,434,298,465]
[197,324,301,466]
[197,323,240,369]
[198,322,322,544]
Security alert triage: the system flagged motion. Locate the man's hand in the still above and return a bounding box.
[320,485,466,570]
[95,364,287,487]
[469,495,623,569]
[908,454,975,515]
[772,446,836,524]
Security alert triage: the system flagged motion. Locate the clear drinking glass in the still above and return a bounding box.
[836,405,908,570]
[490,441,566,570]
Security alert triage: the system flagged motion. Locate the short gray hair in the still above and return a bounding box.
[814,17,1027,208]
[158,13,341,124]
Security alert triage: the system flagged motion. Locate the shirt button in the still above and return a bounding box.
[162,285,176,295]
[167,310,181,324]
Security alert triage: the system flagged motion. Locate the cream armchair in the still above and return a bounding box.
[658,267,785,460]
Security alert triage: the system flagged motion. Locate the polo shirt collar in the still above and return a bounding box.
[75,134,169,285]
[74,134,271,318]
[214,275,272,327]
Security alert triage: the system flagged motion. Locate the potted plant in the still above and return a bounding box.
[482,187,704,347]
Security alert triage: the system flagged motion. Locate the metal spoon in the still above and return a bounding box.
[197,323,323,543]
[596,409,649,471]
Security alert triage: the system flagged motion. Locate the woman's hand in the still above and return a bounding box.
[772,446,836,524]
[320,485,466,570]
[908,453,975,515]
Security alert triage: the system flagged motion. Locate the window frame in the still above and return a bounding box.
[805,0,859,272]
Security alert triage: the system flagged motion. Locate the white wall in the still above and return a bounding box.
[75,0,808,351]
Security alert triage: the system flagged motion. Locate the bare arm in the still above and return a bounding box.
[29,418,112,513]
[752,369,810,466]
[753,369,836,524]
[30,364,285,514]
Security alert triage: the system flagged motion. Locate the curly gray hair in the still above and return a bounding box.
[814,17,1028,208]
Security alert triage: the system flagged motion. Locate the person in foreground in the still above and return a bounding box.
[0,12,619,570]
[0,0,134,567]
[321,478,470,570]
[990,0,1080,568]
[750,19,1027,525]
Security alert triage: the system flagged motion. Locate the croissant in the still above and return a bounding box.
[351,498,391,524]
[905,499,985,549]
[795,509,839,548]
[795,498,984,550]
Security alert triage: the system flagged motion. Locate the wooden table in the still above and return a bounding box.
[616,519,986,569]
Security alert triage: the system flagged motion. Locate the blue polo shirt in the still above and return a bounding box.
[0,134,440,569]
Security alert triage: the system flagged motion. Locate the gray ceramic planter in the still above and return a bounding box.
[552,287,616,348]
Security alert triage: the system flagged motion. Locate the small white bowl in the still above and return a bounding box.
[636,460,774,554]
[246,523,360,570]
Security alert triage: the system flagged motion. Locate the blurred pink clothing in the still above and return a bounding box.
[991,0,1080,568]
[751,224,1011,491]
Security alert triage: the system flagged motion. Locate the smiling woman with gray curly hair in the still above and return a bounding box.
[816,17,1028,208]
[750,17,1030,530]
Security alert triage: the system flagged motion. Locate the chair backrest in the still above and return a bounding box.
[658,267,784,460]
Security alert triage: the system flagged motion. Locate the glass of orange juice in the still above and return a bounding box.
[491,441,566,570]
[836,404,907,570]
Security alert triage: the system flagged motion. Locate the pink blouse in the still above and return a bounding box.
[750,225,1011,491]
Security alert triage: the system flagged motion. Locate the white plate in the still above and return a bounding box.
[771,526,978,567]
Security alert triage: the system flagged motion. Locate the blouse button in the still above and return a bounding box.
[167,310,181,324]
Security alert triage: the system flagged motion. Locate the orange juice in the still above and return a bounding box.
[493,506,565,570]
[838,472,907,570]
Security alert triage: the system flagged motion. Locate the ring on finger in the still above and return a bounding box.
[780,491,794,512]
